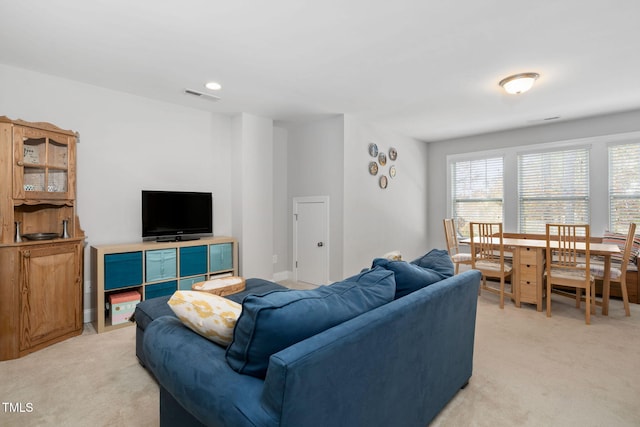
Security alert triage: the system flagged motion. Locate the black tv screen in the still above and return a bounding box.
[142,190,213,240]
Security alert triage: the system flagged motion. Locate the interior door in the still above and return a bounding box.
[294,197,329,285]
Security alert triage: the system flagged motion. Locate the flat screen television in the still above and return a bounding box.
[142,190,213,241]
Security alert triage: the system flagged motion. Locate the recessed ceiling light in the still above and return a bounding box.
[499,72,539,94]
[205,81,222,91]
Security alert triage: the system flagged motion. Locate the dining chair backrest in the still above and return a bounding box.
[443,218,473,274]
[443,218,461,256]
[469,222,506,267]
[545,223,593,324]
[545,223,590,272]
[469,222,512,308]
[608,222,637,317]
[619,223,637,278]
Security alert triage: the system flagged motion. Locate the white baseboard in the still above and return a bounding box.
[84,308,95,324]
[273,270,292,282]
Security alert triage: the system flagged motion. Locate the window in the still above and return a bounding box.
[451,157,503,237]
[518,147,589,234]
[609,142,640,233]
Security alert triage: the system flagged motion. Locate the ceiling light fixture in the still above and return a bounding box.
[205,81,222,91]
[499,72,539,94]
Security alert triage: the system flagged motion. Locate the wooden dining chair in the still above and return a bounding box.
[589,222,636,317]
[545,224,595,324]
[443,218,472,274]
[470,222,513,308]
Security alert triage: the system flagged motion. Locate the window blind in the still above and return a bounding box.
[609,142,640,233]
[518,148,589,234]
[451,157,503,237]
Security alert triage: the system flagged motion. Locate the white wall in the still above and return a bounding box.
[273,126,289,278]
[427,109,640,249]
[231,113,274,279]
[0,64,234,321]
[343,116,429,276]
[285,116,345,281]
[283,115,429,279]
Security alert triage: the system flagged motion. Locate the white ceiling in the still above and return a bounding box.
[2,1,640,141]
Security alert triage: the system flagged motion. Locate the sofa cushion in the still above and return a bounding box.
[411,249,456,276]
[373,254,452,299]
[168,291,242,346]
[370,249,454,299]
[225,266,396,378]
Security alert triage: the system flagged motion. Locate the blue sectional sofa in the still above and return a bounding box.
[138,255,481,427]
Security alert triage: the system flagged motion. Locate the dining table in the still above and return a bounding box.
[460,235,621,314]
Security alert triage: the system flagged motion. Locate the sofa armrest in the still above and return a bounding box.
[143,316,277,427]
[261,269,481,427]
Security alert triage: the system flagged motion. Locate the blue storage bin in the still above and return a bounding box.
[178,275,206,290]
[145,281,177,300]
[104,252,143,290]
[180,246,207,277]
[146,249,177,282]
[210,243,233,272]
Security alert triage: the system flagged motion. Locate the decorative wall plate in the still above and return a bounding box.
[369,161,379,175]
[389,147,397,161]
[378,152,387,166]
[389,165,396,178]
[368,143,378,157]
[379,175,388,189]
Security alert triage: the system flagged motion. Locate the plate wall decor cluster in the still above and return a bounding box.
[367,142,398,189]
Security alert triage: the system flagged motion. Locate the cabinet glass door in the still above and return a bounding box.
[46,138,69,193]
[14,127,72,200]
[21,137,46,193]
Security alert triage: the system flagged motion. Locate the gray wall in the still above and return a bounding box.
[343,116,429,275]
[284,116,345,281]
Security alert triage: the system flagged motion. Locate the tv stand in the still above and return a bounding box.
[91,236,238,333]
[156,236,200,243]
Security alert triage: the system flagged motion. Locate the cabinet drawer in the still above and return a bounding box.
[210,243,233,272]
[519,247,539,264]
[104,252,143,290]
[179,275,206,290]
[180,245,207,277]
[146,249,177,282]
[520,280,538,302]
[145,281,177,300]
[519,264,538,284]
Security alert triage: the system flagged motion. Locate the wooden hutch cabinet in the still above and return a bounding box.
[0,116,84,361]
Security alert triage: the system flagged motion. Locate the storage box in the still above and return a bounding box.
[109,290,141,325]
[145,280,177,300]
[104,252,143,290]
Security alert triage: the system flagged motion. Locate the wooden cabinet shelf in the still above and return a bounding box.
[91,237,238,333]
[0,116,84,361]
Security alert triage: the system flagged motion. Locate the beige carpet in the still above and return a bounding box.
[1,284,639,426]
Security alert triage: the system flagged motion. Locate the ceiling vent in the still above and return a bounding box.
[184,89,220,102]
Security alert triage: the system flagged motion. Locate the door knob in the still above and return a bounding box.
[317,242,324,247]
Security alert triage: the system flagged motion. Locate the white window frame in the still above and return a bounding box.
[446,131,640,236]
[517,145,591,234]
[608,140,640,233]
[448,154,505,238]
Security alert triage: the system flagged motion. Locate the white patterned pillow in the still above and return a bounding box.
[167,291,242,347]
